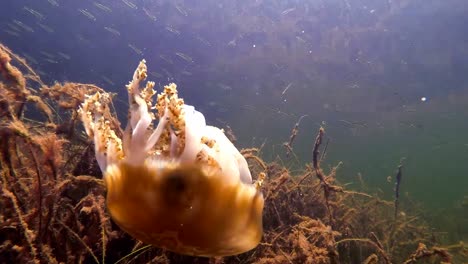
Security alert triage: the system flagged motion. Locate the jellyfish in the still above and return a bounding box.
[79,60,264,257]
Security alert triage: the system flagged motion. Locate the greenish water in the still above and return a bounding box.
[226,87,468,243]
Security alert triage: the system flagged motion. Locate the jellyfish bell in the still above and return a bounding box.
[105,162,264,256]
[79,60,264,257]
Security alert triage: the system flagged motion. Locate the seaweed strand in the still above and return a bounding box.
[283,114,307,158]
[311,127,343,224]
[394,158,405,221]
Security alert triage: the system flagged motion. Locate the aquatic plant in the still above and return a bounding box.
[0,43,463,263]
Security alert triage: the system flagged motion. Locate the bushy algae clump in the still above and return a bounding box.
[0,43,464,263]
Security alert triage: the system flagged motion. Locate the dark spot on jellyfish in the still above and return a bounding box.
[161,170,193,208]
[166,171,187,194]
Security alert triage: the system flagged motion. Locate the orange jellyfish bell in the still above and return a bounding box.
[79,60,264,257]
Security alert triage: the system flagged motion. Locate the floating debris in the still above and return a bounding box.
[175,52,193,63]
[128,43,143,55]
[93,2,112,13]
[122,0,137,9]
[281,82,293,95]
[104,26,121,36]
[23,6,45,20]
[78,9,97,21]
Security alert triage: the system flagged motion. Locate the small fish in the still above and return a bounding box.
[36,69,46,76]
[338,119,367,128]
[165,26,180,35]
[281,7,296,15]
[181,70,192,76]
[207,101,218,107]
[196,35,211,46]
[104,26,121,36]
[7,23,22,32]
[227,39,236,47]
[159,55,173,64]
[76,34,92,46]
[175,52,193,63]
[37,23,54,33]
[128,44,143,55]
[78,9,97,21]
[101,76,115,86]
[47,0,59,7]
[22,53,38,64]
[161,68,172,78]
[44,58,59,64]
[3,29,20,37]
[431,145,443,150]
[241,104,256,111]
[296,36,306,43]
[218,83,232,91]
[23,6,45,20]
[403,107,417,112]
[174,3,188,16]
[149,71,163,78]
[142,7,157,21]
[13,20,34,33]
[93,2,112,12]
[57,52,71,60]
[40,51,56,59]
[122,0,137,9]
[216,107,228,113]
